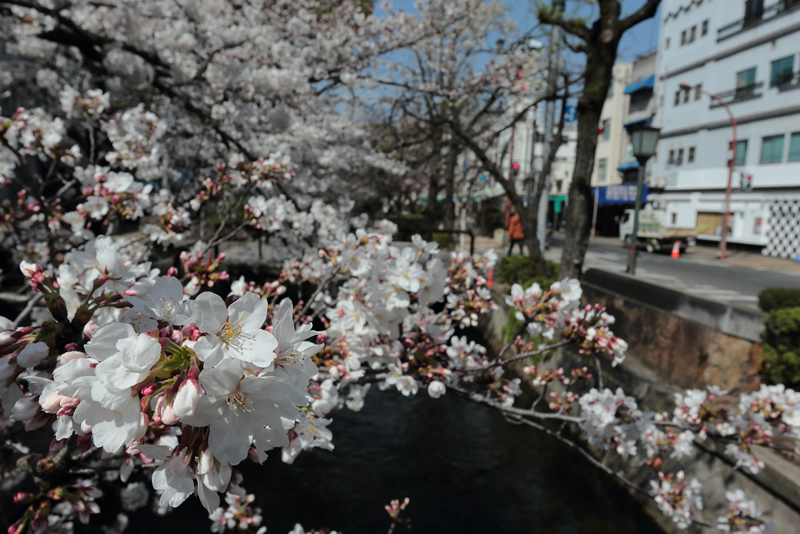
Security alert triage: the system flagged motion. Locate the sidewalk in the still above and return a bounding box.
[472,233,800,272]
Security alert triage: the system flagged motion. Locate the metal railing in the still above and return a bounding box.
[708,81,764,107]
[718,0,800,41]
[775,70,800,89]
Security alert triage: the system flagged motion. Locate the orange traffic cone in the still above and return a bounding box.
[486,269,494,287]
[671,241,680,259]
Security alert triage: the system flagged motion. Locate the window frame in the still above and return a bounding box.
[735,67,757,98]
[688,146,696,163]
[701,20,708,36]
[601,119,611,141]
[597,158,608,182]
[789,132,800,162]
[760,135,785,164]
[728,140,748,167]
[770,55,795,88]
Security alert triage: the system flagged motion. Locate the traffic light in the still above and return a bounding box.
[512,162,520,178]
[739,172,753,192]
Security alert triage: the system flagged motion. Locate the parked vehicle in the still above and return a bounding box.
[618,207,697,253]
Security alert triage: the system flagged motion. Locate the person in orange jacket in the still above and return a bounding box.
[507,206,525,256]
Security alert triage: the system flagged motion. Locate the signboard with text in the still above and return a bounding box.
[594,184,648,205]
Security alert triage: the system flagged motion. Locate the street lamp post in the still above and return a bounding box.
[626,124,660,275]
[679,82,737,260]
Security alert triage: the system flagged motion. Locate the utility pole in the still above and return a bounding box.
[536,0,565,254]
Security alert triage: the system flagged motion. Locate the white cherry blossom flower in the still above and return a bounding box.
[190,292,278,368]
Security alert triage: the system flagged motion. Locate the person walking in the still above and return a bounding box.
[507,206,525,256]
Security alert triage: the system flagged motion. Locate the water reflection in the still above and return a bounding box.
[135,388,663,533]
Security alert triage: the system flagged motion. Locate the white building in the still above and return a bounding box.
[653,0,800,255]
[481,100,577,208]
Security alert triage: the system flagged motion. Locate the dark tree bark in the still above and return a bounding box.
[443,143,460,231]
[538,0,661,279]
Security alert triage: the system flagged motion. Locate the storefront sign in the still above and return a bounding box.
[594,184,648,205]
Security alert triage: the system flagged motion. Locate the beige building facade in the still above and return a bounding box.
[590,62,633,188]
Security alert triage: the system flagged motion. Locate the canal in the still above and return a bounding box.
[135,387,664,533]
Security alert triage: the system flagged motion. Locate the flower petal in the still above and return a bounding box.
[190,292,227,334]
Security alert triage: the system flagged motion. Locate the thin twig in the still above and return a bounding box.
[296,267,340,328]
[13,294,43,328]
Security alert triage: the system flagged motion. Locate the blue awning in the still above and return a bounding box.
[623,74,655,95]
[624,117,652,129]
[617,161,639,171]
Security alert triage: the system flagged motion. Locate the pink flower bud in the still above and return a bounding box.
[173,378,202,419]
[60,351,86,364]
[169,446,190,475]
[82,321,99,339]
[41,391,63,412]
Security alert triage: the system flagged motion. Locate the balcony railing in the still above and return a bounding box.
[709,81,764,108]
[718,0,800,41]
[776,70,800,90]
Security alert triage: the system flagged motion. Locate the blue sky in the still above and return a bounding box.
[377,0,662,63]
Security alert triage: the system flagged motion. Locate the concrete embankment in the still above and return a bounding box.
[481,270,800,534]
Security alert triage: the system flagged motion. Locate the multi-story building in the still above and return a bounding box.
[591,53,659,237]
[592,62,633,189]
[652,0,800,256]
[583,62,635,235]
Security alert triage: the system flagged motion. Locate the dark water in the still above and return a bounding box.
[134,388,663,534]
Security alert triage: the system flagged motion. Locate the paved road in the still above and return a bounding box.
[544,237,800,310]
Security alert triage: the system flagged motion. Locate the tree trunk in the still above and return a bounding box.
[558,43,618,279]
[425,173,440,223]
[443,144,459,231]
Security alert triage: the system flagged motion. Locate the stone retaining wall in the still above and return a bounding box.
[481,276,800,533]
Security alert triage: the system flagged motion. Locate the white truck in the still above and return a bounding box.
[618,207,697,253]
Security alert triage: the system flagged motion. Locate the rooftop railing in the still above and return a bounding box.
[717,0,800,41]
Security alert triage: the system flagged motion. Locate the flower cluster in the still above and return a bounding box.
[651,471,703,529]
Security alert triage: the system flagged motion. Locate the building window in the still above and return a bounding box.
[744,0,765,25]
[674,90,681,106]
[681,30,687,45]
[790,133,800,162]
[760,135,784,164]
[689,26,696,42]
[695,84,703,100]
[597,159,607,182]
[668,150,675,165]
[606,83,614,100]
[729,140,748,166]
[665,37,670,49]
[556,179,563,193]
[676,148,684,165]
[770,56,795,88]
[601,119,611,141]
[701,20,708,36]
[683,88,690,103]
[688,147,696,163]
[671,213,677,225]
[735,67,757,98]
